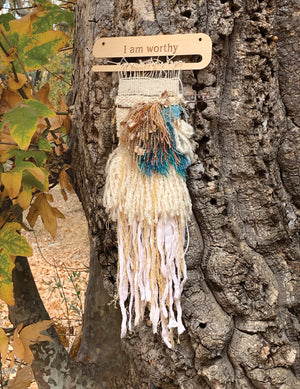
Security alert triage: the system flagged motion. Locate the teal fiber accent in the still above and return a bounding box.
[137,105,191,179]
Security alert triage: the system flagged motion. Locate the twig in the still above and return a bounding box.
[59,46,73,52]
[42,66,72,86]
[0,40,28,99]
[0,27,39,100]
[8,6,34,11]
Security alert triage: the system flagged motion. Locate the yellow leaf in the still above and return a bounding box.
[1,170,23,199]
[0,282,14,305]
[26,30,69,55]
[0,132,18,159]
[8,10,39,35]
[19,320,53,364]
[7,74,27,91]
[0,252,15,306]
[0,51,14,64]
[17,188,32,210]
[7,366,33,389]
[0,327,8,361]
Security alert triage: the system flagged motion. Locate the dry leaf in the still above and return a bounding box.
[54,322,69,348]
[58,96,68,113]
[13,324,25,360]
[19,320,53,364]
[35,117,48,136]
[3,89,22,108]
[0,95,12,114]
[37,83,55,110]
[61,188,68,201]
[7,365,33,389]
[59,168,73,193]
[47,116,62,132]
[27,193,65,238]
[47,132,56,142]
[69,326,82,360]
[56,97,71,133]
[55,145,63,156]
[62,115,71,134]
[0,327,8,361]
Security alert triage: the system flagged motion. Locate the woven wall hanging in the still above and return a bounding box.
[103,69,194,348]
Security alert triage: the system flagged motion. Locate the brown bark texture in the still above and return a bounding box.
[10,0,300,388]
[70,0,300,388]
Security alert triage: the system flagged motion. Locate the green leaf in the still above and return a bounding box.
[37,137,52,151]
[0,223,32,257]
[0,250,14,284]
[0,10,70,72]
[8,149,47,167]
[27,99,56,117]
[0,100,55,150]
[0,14,15,31]
[22,168,49,192]
[32,4,74,32]
[23,30,69,70]
[0,249,15,305]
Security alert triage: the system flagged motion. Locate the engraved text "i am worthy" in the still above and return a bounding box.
[123,43,179,55]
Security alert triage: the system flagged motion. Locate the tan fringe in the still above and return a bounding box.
[103,146,192,226]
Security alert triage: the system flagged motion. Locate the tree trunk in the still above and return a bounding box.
[11,0,300,388]
[70,0,300,388]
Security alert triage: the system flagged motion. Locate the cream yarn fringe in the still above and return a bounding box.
[103,77,194,347]
[103,146,192,347]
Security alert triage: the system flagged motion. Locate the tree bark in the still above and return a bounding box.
[11,0,300,388]
[70,0,300,388]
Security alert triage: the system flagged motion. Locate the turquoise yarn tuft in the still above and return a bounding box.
[138,105,191,179]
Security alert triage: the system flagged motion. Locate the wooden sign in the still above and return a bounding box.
[92,33,212,72]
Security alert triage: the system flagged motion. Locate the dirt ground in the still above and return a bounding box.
[0,187,90,387]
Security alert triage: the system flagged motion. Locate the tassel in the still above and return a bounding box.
[103,92,193,347]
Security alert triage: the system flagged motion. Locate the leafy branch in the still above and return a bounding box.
[0,27,39,99]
